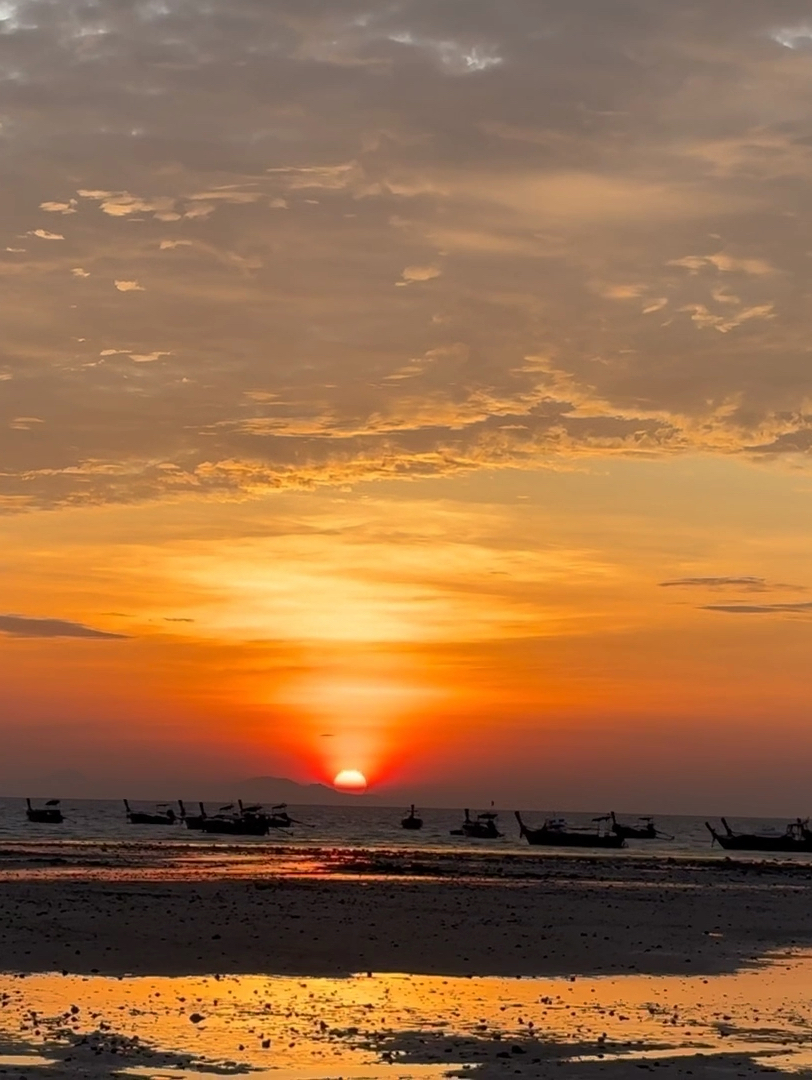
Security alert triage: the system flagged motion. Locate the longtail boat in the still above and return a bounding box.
[451,809,502,839]
[124,799,177,825]
[609,811,667,840]
[199,802,268,836]
[178,800,207,830]
[239,800,300,829]
[26,798,63,824]
[401,804,423,830]
[515,811,625,848]
[705,817,812,852]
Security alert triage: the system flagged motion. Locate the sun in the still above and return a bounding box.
[333,769,368,793]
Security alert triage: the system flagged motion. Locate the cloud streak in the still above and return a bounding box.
[702,602,812,615]
[662,577,777,592]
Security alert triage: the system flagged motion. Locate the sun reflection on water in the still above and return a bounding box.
[0,954,812,1077]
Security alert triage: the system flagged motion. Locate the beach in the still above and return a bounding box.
[2,839,812,1076]
[0,853,811,979]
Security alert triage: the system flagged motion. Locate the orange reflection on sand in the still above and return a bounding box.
[1,954,812,1076]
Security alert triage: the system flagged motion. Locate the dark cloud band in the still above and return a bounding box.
[0,615,128,639]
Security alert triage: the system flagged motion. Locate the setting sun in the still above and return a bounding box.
[333,770,368,793]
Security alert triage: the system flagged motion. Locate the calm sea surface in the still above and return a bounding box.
[0,798,808,864]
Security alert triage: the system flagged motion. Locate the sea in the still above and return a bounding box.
[0,797,809,873]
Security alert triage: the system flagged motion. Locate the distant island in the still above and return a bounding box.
[4,771,381,804]
[235,776,381,806]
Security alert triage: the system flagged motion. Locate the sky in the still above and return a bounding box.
[3,0,812,813]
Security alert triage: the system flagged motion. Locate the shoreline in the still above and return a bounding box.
[2,837,812,878]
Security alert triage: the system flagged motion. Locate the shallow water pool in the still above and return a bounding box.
[0,951,811,1077]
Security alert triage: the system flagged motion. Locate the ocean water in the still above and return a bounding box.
[1,797,809,863]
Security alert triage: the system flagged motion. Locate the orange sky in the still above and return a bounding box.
[2,0,812,812]
[3,456,812,812]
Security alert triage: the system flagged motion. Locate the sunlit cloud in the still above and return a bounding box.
[387,32,503,74]
[8,416,43,431]
[128,351,170,363]
[771,25,812,49]
[397,264,442,286]
[40,200,76,214]
[0,0,810,514]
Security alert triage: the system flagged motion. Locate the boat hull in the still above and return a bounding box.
[706,821,812,853]
[711,832,812,853]
[26,810,63,824]
[515,811,625,848]
[613,826,656,840]
[199,818,268,836]
[522,830,625,848]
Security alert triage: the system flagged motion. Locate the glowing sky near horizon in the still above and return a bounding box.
[3,0,812,812]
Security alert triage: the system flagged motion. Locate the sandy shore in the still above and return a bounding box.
[0,855,809,1078]
[0,854,811,979]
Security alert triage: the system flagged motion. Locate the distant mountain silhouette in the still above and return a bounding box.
[237,776,380,805]
[0,771,381,803]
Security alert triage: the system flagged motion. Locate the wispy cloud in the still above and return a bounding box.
[703,602,812,615]
[662,577,770,591]
[661,577,805,593]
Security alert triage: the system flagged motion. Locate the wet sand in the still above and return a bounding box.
[0,853,811,979]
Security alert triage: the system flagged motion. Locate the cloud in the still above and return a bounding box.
[398,265,442,286]
[29,229,64,240]
[2,0,812,510]
[661,577,771,590]
[78,189,178,219]
[662,577,807,595]
[40,201,76,214]
[0,615,128,639]
[128,351,170,363]
[670,254,776,276]
[771,24,812,49]
[703,602,812,615]
[8,416,44,431]
[678,302,775,334]
[387,33,503,74]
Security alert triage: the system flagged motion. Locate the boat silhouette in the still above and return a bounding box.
[515,811,625,848]
[124,799,177,825]
[609,811,670,840]
[198,801,268,835]
[401,804,423,830]
[241,800,308,829]
[25,798,63,824]
[178,800,207,830]
[451,809,502,839]
[705,817,812,852]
